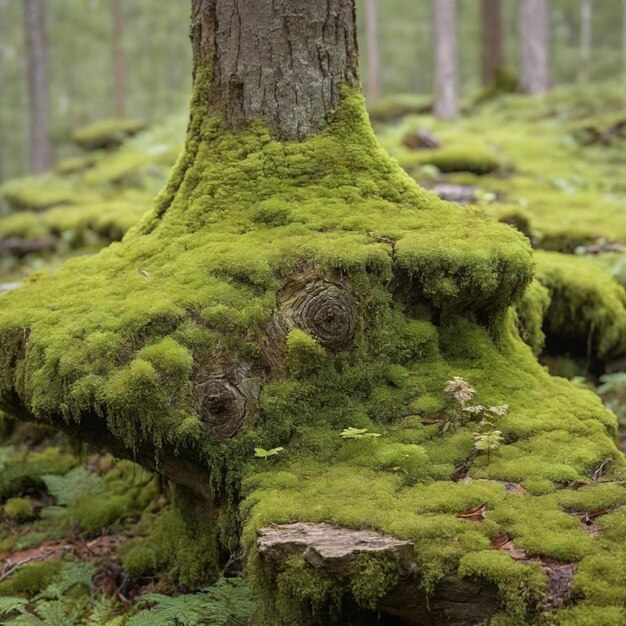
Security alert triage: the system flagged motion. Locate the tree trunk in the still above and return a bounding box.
[23,0,52,173]
[190,0,359,141]
[364,0,382,104]
[579,0,592,82]
[518,0,551,94]
[433,0,459,120]
[480,0,503,86]
[111,0,126,118]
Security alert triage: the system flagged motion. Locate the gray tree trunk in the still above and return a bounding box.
[623,0,626,88]
[433,0,459,120]
[481,0,503,86]
[111,0,126,118]
[579,0,592,81]
[191,0,360,141]
[518,0,551,94]
[24,0,52,173]
[365,0,382,104]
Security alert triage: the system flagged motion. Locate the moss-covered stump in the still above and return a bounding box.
[1,2,626,625]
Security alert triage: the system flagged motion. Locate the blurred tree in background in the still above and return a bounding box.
[2,0,626,180]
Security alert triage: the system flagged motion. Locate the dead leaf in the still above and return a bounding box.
[456,503,486,521]
[491,533,528,560]
[503,482,527,495]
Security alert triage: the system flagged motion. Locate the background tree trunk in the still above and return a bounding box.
[433,0,459,120]
[481,0,503,86]
[364,0,382,104]
[191,0,359,141]
[579,0,592,81]
[23,0,52,173]
[518,0,551,94]
[111,0,126,118]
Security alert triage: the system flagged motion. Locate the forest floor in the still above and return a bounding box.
[1,82,626,625]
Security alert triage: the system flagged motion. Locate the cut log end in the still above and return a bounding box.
[257,522,501,625]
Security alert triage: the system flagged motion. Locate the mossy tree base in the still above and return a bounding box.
[1,3,625,624]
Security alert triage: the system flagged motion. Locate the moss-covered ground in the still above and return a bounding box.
[1,82,626,625]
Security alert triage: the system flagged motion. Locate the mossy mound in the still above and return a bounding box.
[0,119,182,282]
[0,177,80,213]
[72,118,147,151]
[528,251,626,362]
[0,79,624,625]
[375,82,626,252]
[368,94,432,123]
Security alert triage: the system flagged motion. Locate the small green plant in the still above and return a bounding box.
[473,419,504,463]
[340,427,381,441]
[254,447,284,461]
[442,376,508,435]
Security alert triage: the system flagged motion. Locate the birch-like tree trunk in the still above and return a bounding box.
[433,0,459,120]
[518,0,551,94]
[364,0,382,103]
[481,0,503,86]
[111,0,126,118]
[24,0,52,173]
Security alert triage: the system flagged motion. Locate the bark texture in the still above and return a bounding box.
[258,523,501,625]
[24,0,52,173]
[111,0,126,118]
[190,0,360,141]
[518,0,551,94]
[480,0,503,86]
[365,0,382,103]
[433,0,459,120]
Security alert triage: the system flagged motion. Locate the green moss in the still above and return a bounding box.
[3,497,35,522]
[534,251,626,359]
[458,551,545,620]
[399,146,501,175]
[121,486,220,587]
[72,118,147,151]
[0,560,63,596]
[367,94,431,123]
[0,72,624,625]
[0,176,80,212]
[350,553,399,610]
[516,279,550,355]
[286,330,327,377]
[546,605,626,626]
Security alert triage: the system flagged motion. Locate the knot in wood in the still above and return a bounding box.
[290,280,357,350]
[195,365,260,439]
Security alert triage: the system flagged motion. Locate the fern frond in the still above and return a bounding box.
[37,562,97,601]
[127,578,255,626]
[42,468,104,506]
[0,596,28,617]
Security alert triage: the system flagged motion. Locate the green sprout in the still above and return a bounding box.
[254,447,284,461]
[340,428,381,441]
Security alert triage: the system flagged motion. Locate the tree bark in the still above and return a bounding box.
[111,0,126,118]
[480,0,503,86]
[190,0,360,141]
[23,0,52,173]
[364,0,382,104]
[518,0,551,94]
[433,0,459,120]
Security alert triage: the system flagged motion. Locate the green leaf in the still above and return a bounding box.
[254,447,284,460]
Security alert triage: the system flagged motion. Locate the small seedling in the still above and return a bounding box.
[473,428,504,463]
[340,427,381,441]
[254,447,284,461]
